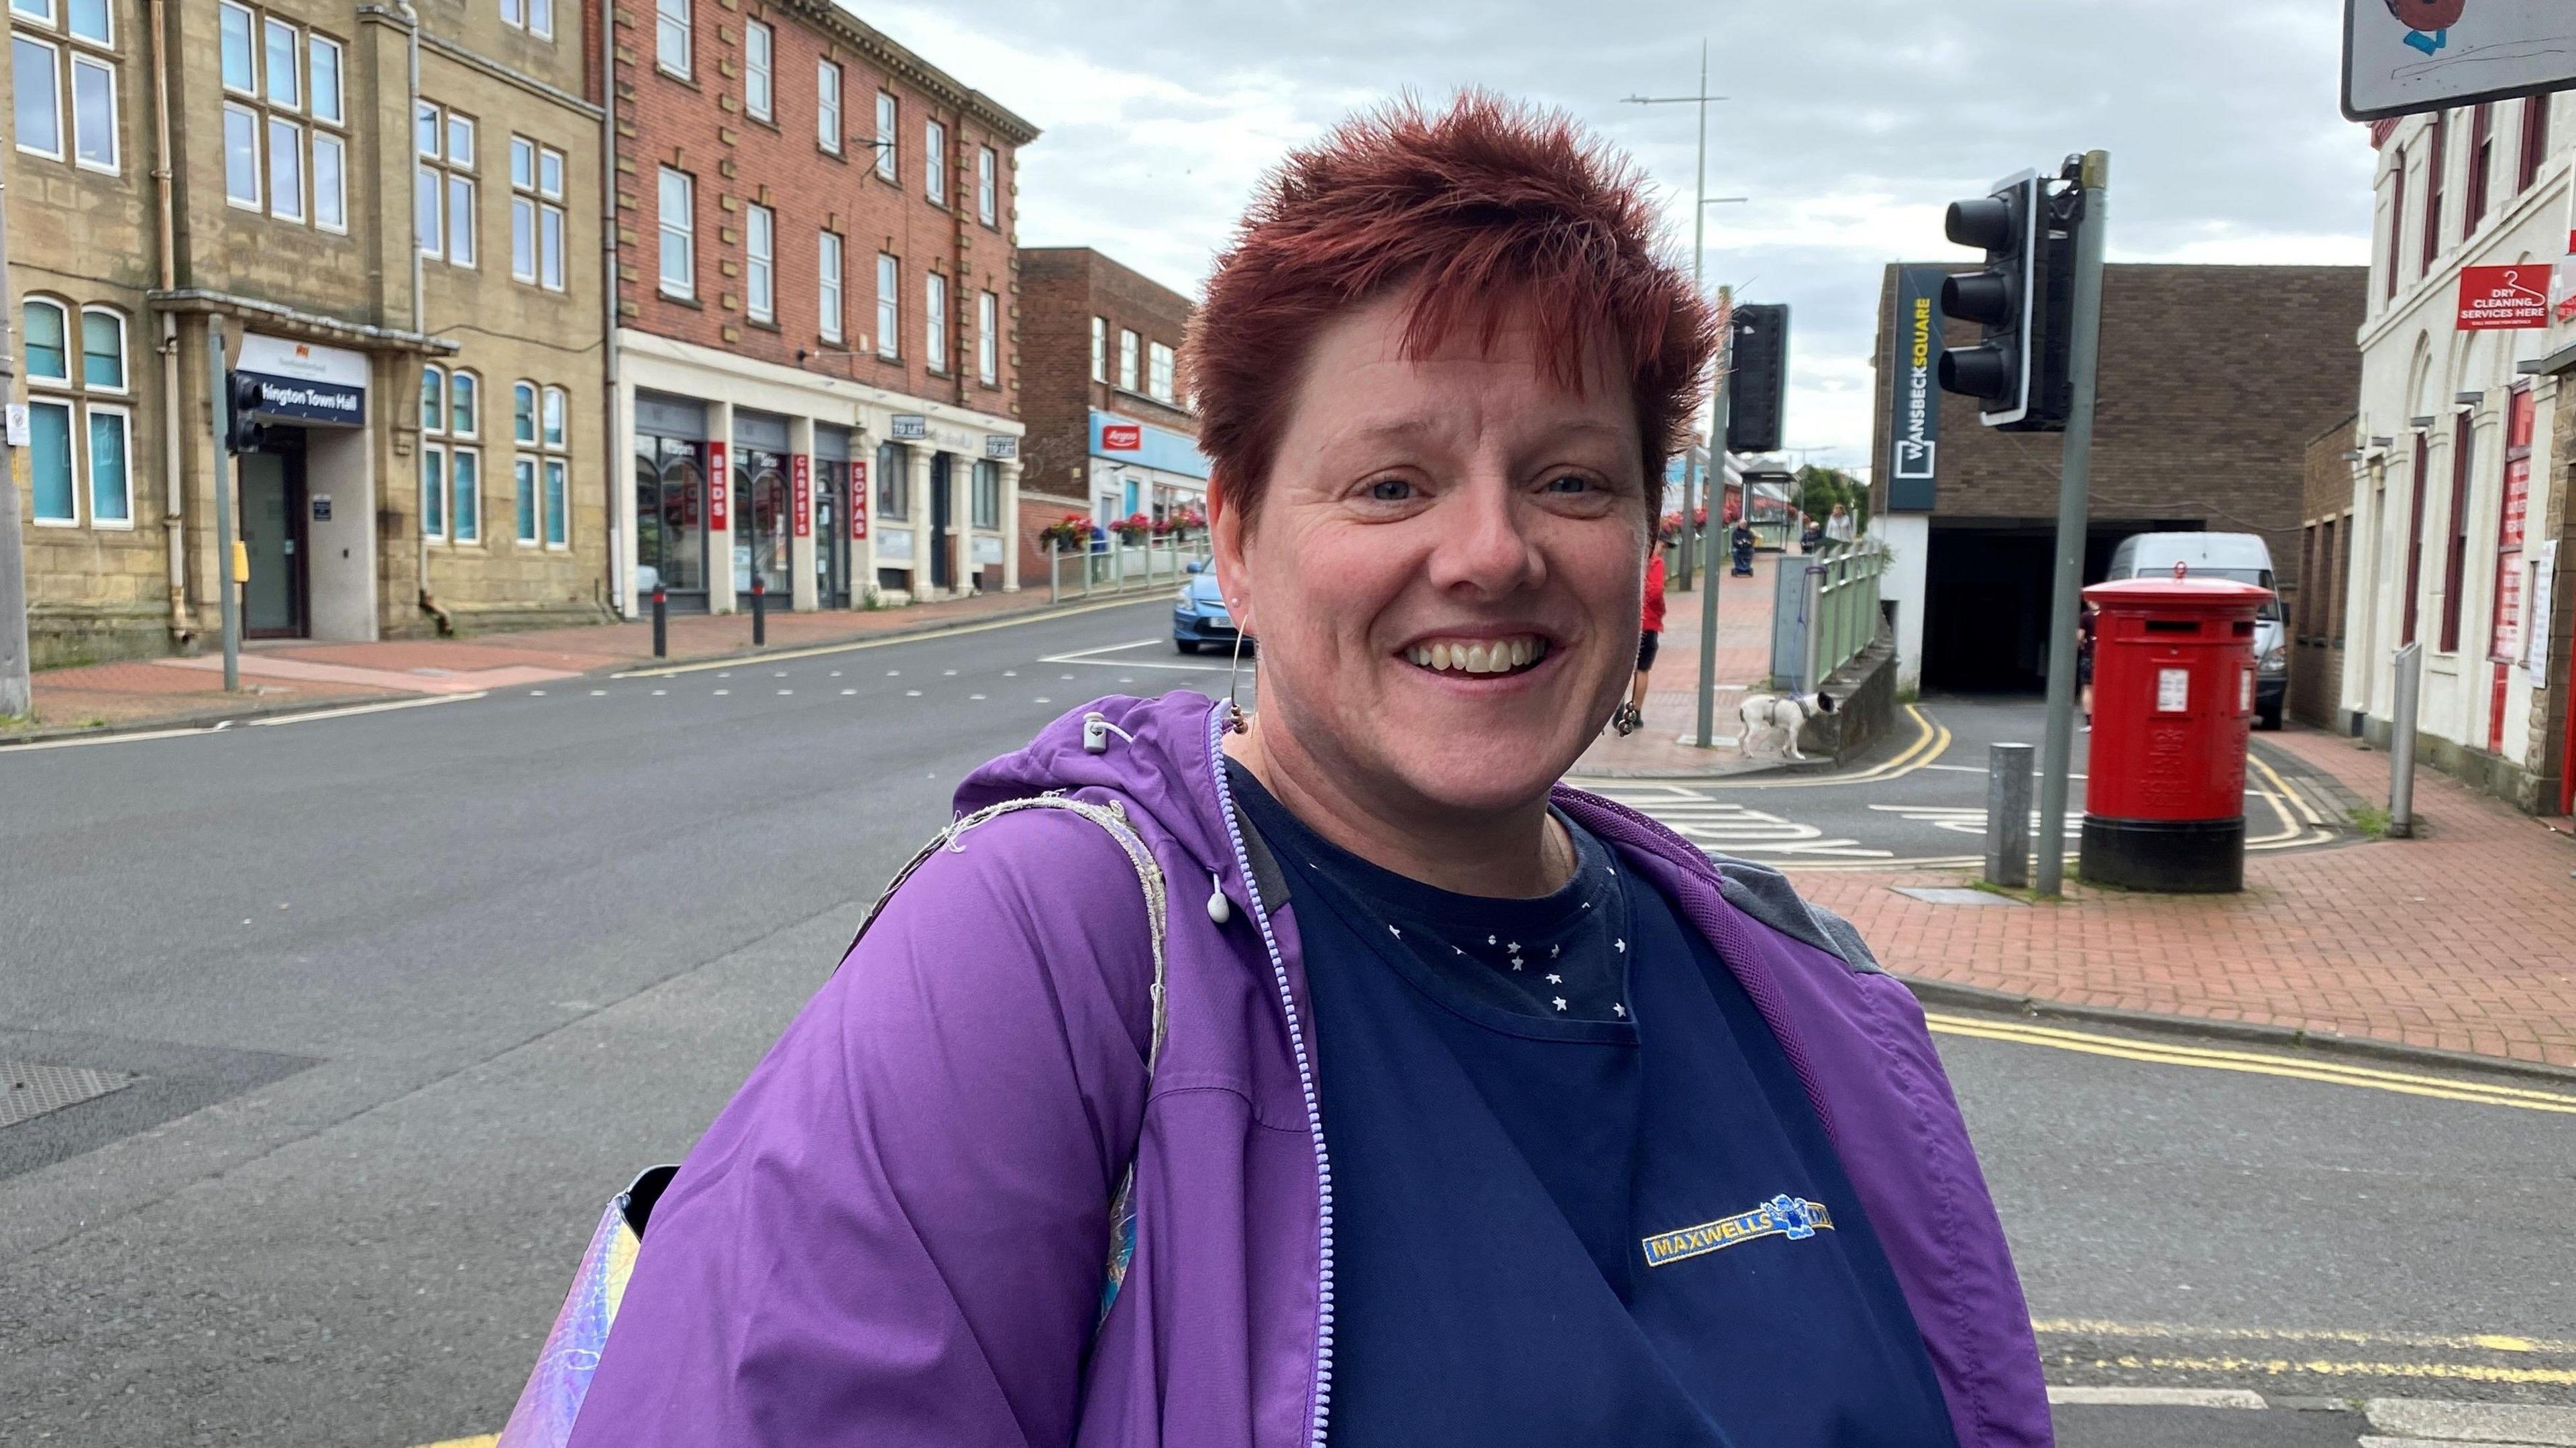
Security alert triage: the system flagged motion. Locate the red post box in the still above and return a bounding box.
[2078,576,2271,893]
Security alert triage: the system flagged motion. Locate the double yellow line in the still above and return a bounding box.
[1925,1011,2576,1114]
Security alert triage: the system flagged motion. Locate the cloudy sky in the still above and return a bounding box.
[847,0,2375,474]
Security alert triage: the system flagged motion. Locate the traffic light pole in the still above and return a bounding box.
[2035,152,2108,897]
[207,319,240,692]
[1695,286,1733,749]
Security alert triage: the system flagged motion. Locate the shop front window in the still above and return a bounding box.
[633,432,706,593]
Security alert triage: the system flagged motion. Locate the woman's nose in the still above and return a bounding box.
[1426,479,1544,596]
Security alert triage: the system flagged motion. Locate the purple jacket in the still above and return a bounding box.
[570,692,2051,1447]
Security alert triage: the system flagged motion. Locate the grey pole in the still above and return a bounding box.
[2387,641,2422,838]
[2036,151,2108,897]
[207,319,240,692]
[1695,288,1733,748]
[0,172,30,719]
[1986,741,2035,888]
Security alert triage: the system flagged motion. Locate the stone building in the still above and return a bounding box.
[1015,245,1203,587]
[2346,97,2575,815]
[608,0,1033,614]
[1866,262,2366,695]
[5,0,609,666]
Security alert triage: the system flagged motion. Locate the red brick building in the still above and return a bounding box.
[1017,247,1205,586]
[606,0,1036,613]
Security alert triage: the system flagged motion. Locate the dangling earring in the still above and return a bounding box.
[1226,601,1251,733]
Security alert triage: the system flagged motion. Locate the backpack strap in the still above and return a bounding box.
[847,793,1171,1327]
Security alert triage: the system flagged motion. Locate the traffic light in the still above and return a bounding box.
[1936,171,2074,431]
[225,372,270,454]
[1725,303,1788,454]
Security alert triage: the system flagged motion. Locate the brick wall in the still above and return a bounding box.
[610,0,1028,418]
[1872,263,2370,595]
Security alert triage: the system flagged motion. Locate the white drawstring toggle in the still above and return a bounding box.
[1081,712,1138,755]
[1206,873,1232,925]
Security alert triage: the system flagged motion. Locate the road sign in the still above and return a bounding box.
[2344,1,2576,121]
[2458,263,2552,329]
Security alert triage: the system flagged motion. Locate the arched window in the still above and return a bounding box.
[22,298,129,526]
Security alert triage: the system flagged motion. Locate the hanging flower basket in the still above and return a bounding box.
[1040,513,1091,551]
[1112,512,1153,545]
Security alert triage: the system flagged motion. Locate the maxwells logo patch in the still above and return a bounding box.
[1642,1194,1833,1268]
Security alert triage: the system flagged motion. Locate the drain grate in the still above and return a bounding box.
[0,1060,140,1129]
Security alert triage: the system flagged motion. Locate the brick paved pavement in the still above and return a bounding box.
[1803,726,2576,1069]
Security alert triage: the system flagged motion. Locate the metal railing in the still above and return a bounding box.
[1772,539,1889,693]
[1046,536,1214,604]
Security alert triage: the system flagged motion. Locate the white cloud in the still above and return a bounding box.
[845,0,2375,463]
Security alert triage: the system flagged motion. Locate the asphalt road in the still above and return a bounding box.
[1578,693,2347,869]
[1,600,2565,1447]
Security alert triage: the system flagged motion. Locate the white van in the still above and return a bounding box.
[2103,532,2287,729]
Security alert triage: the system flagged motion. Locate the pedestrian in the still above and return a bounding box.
[2079,599,2098,730]
[565,93,2047,1448]
[1826,501,1857,544]
[1731,515,1758,575]
[1615,547,1664,736]
[1799,510,1824,554]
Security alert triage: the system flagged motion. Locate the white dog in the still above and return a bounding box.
[1737,690,1835,761]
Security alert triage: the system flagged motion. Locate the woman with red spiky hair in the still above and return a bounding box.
[562,93,2049,1448]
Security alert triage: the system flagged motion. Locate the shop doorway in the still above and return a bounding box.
[238,441,307,638]
[813,463,851,607]
[930,453,954,591]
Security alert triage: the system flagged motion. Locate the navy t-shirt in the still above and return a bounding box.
[1228,765,1956,1447]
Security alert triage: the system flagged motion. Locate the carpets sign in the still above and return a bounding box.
[1886,266,1945,512]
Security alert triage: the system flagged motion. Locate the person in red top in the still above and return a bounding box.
[1615,550,1666,736]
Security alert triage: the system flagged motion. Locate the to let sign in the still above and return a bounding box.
[2458,265,2551,329]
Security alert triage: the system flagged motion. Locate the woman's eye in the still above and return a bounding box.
[1366,478,1414,502]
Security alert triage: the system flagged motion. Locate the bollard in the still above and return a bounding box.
[651,584,667,659]
[751,574,767,647]
[2388,641,2422,839]
[1985,742,2035,889]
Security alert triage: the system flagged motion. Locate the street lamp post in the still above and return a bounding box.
[1625,42,1743,598]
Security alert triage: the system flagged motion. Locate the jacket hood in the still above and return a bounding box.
[955,691,1240,876]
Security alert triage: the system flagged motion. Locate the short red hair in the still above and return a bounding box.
[1187,92,1717,526]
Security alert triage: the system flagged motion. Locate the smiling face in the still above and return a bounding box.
[1214,288,1649,824]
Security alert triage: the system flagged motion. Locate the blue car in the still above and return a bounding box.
[1172,565,1245,655]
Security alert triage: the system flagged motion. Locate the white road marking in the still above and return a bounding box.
[906,689,922,697]
[590,689,606,696]
[712,689,729,696]
[1587,785,1894,859]
[650,689,667,696]
[777,689,792,695]
[528,690,546,696]
[970,693,986,700]
[840,689,857,696]
[1867,804,2085,838]
[245,693,491,726]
